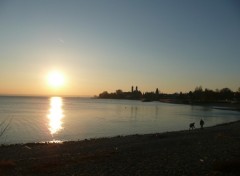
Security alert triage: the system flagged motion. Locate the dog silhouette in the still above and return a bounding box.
[189,123,195,130]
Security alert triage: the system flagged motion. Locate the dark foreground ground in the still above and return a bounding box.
[1,121,240,176]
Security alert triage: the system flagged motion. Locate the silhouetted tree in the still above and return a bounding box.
[219,88,234,101]
[116,89,123,95]
[116,89,124,99]
[99,91,109,98]
[155,88,160,100]
[195,86,203,92]
[203,88,216,102]
[236,87,240,101]
[188,91,193,102]
[193,86,204,102]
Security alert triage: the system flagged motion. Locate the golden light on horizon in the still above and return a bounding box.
[47,97,64,135]
[47,71,65,88]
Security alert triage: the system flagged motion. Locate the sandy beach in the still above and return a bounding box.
[0,121,240,176]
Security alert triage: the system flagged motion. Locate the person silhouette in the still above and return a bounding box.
[200,119,204,129]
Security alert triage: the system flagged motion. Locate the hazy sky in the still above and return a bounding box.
[0,0,239,96]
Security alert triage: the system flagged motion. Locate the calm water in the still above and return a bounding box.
[0,96,240,144]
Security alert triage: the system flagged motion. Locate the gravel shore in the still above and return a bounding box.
[1,121,240,176]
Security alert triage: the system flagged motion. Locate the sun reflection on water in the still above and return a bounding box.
[48,97,64,135]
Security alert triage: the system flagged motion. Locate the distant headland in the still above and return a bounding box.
[98,86,240,110]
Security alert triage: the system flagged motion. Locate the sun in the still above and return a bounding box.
[47,71,65,88]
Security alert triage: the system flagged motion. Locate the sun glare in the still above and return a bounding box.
[47,71,65,88]
[47,97,64,135]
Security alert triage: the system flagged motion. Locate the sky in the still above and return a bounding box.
[0,0,240,96]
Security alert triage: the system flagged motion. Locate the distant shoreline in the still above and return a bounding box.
[0,95,92,98]
[159,99,240,111]
[97,96,240,111]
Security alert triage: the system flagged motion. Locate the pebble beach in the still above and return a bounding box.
[0,121,240,176]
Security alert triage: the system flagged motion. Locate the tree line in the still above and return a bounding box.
[98,86,240,104]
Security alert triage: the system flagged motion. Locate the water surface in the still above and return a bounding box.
[0,96,239,144]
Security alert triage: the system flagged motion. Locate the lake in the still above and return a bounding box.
[0,96,240,144]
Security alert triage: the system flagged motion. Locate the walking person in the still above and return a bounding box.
[200,119,204,129]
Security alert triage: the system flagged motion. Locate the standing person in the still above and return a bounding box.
[200,119,204,129]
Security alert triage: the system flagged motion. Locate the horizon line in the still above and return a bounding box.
[0,94,93,98]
